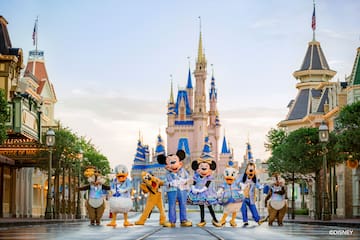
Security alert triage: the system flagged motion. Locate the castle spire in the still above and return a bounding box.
[169,75,174,104]
[209,64,217,100]
[186,68,193,89]
[197,16,206,64]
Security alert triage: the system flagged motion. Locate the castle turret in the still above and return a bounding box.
[208,68,220,163]
[167,80,176,128]
[192,27,208,160]
[155,134,166,156]
[218,135,231,175]
[279,26,337,129]
[186,68,193,111]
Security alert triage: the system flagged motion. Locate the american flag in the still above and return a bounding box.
[32,20,37,46]
[311,5,316,31]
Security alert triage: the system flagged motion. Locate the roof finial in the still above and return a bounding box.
[187,56,191,69]
[169,74,174,103]
[312,0,316,41]
[211,64,214,78]
[199,16,202,32]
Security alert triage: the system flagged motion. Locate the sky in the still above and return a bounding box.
[1,0,359,172]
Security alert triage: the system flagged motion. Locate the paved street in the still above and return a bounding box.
[0,212,359,240]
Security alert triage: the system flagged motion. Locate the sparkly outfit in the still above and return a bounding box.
[188,173,218,206]
[218,181,243,214]
[164,167,190,224]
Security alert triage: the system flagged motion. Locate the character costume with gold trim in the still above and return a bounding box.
[135,171,166,225]
[77,166,110,226]
[264,174,287,226]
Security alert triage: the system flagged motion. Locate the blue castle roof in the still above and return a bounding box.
[201,136,213,159]
[155,135,165,155]
[221,136,230,154]
[186,68,193,89]
[209,75,217,100]
[175,90,192,116]
[245,142,254,162]
[134,140,146,162]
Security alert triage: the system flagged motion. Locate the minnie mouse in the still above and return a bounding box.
[157,149,192,227]
[188,158,219,227]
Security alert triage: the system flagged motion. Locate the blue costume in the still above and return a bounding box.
[165,167,190,224]
[188,173,217,206]
[218,181,243,207]
[238,174,263,225]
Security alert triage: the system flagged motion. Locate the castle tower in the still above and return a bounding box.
[239,141,254,175]
[278,34,336,131]
[208,68,221,164]
[192,28,208,160]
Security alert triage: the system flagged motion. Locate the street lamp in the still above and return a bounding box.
[319,121,331,221]
[45,128,55,219]
[76,148,83,219]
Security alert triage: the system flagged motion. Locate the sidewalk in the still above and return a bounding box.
[0,212,139,228]
[283,215,360,228]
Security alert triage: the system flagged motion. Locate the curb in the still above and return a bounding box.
[284,219,360,228]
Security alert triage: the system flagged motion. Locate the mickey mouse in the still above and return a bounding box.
[157,150,192,227]
[187,157,219,227]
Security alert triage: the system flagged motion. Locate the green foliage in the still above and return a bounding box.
[267,127,324,175]
[0,90,8,144]
[264,128,287,152]
[50,126,110,178]
[335,101,360,161]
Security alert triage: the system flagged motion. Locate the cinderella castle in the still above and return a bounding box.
[131,26,247,194]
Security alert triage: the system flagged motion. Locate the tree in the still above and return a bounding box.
[335,101,360,163]
[264,128,287,152]
[0,89,8,144]
[267,127,325,219]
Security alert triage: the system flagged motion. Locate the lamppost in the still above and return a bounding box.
[45,128,56,219]
[76,148,83,219]
[319,121,331,221]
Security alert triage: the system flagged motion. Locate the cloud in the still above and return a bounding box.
[56,93,286,172]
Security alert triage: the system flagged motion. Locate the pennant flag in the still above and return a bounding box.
[311,5,316,31]
[32,19,37,46]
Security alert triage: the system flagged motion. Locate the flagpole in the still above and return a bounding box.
[312,0,316,41]
[35,16,38,55]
